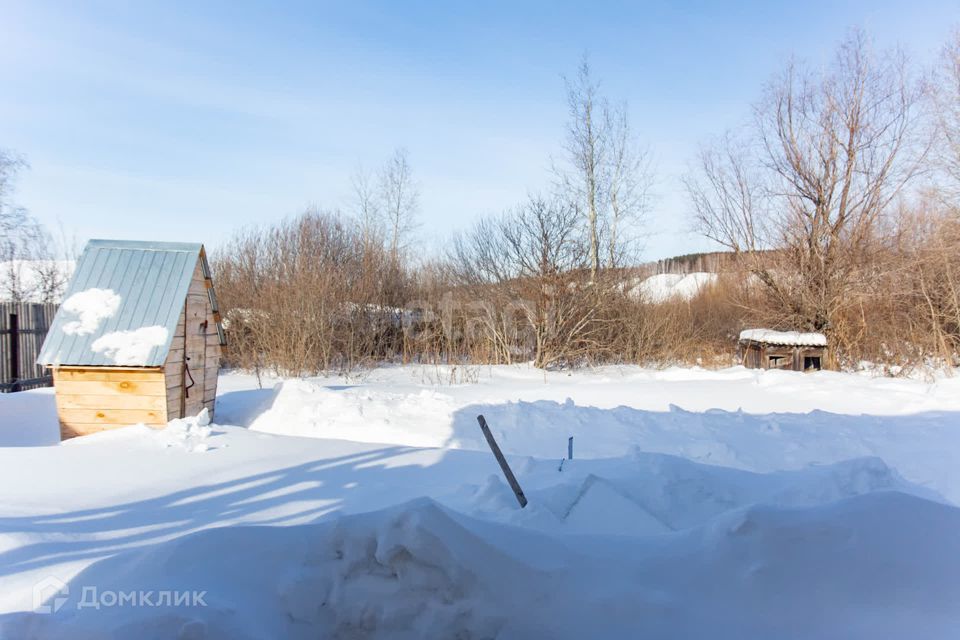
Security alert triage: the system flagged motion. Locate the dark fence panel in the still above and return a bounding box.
[0,303,58,393]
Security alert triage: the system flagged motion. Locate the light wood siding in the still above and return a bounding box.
[162,256,221,421]
[53,366,166,439]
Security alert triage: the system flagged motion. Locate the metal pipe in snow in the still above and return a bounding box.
[476,415,528,508]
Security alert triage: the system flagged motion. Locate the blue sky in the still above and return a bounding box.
[2,0,958,260]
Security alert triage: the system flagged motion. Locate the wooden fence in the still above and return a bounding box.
[0,303,57,393]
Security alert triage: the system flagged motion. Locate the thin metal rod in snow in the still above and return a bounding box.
[568,436,574,460]
[476,415,528,508]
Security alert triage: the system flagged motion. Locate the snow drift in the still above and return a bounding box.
[246,373,960,504]
[6,491,960,640]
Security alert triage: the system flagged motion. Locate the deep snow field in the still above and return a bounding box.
[1,364,960,639]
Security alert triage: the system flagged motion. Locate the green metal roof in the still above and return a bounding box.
[37,239,218,367]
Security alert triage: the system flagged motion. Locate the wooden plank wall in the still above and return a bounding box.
[0,302,58,392]
[740,340,827,372]
[53,367,167,439]
[165,310,186,420]
[184,271,208,417]
[201,291,222,417]
[164,258,222,420]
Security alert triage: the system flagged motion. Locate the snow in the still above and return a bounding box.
[627,271,718,303]
[0,388,60,446]
[1,364,959,638]
[60,288,121,336]
[740,328,828,346]
[7,490,960,639]
[90,325,169,365]
[245,367,960,501]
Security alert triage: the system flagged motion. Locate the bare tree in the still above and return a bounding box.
[31,222,77,303]
[0,151,33,281]
[685,132,764,253]
[687,30,924,335]
[0,150,49,302]
[931,28,960,195]
[378,148,420,262]
[561,57,605,280]
[450,195,604,368]
[0,150,28,238]
[0,151,76,302]
[558,56,651,279]
[351,164,383,250]
[604,103,652,267]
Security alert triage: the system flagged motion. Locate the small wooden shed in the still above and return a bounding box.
[37,240,226,439]
[738,329,827,372]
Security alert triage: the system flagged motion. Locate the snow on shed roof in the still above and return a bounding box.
[37,239,214,367]
[738,329,827,347]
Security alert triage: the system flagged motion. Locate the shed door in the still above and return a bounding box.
[183,294,207,417]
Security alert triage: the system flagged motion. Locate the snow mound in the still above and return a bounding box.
[514,453,937,535]
[59,411,220,452]
[556,474,671,535]
[8,492,960,639]
[740,328,827,346]
[249,380,457,447]
[154,410,217,452]
[91,325,169,365]
[629,272,718,303]
[60,288,121,336]
[4,499,522,640]
[242,375,960,504]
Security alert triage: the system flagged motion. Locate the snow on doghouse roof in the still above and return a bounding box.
[738,329,827,347]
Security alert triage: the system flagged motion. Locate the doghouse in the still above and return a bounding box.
[37,240,226,439]
[738,329,826,372]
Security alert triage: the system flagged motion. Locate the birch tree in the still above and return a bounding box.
[559,57,650,280]
[562,58,604,280]
[603,103,652,267]
[351,165,383,251]
[378,148,420,263]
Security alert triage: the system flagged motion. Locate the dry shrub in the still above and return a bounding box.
[608,274,748,367]
[213,204,960,377]
[829,201,960,372]
[213,209,411,376]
